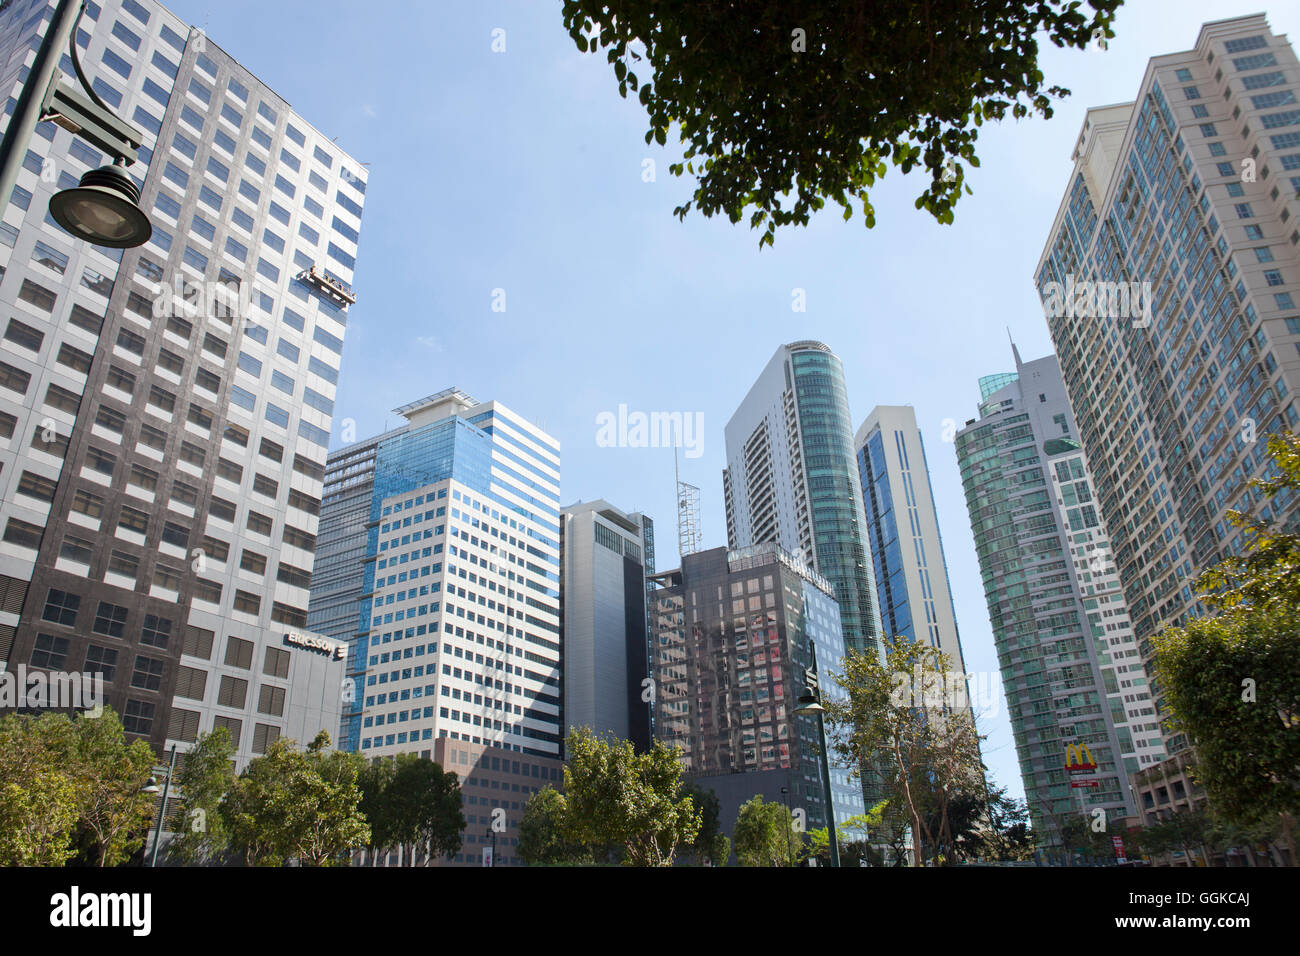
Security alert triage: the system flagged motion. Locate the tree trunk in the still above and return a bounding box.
[1280,812,1296,867]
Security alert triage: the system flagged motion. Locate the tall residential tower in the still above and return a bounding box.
[955,348,1163,848]
[1036,15,1300,765]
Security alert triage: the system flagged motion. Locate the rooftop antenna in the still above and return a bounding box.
[674,446,701,558]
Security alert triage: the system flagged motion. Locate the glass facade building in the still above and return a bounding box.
[649,543,864,836]
[724,341,884,658]
[1035,14,1300,760]
[311,388,563,864]
[856,405,970,709]
[955,348,1161,848]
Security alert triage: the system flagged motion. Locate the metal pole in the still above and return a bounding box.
[780,785,793,867]
[0,0,80,221]
[808,644,840,868]
[149,744,177,867]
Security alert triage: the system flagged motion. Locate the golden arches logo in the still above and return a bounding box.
[1065,743,1096,771]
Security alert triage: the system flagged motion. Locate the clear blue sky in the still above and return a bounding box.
[167,0,1300,805]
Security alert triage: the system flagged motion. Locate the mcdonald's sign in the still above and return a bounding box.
[1064,743,1097,773]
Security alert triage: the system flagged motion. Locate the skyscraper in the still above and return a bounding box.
[559,499,654,749]
[0,0,365,764]
[955,347,1162,848]
[1035,14,1300,763]
[724,341,884,657]
[648,542,865,838]
[312,387,564,865]
[855,405,969,690]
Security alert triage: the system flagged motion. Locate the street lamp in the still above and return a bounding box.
[793,643,840,868]
[0,0,151,246]
[50,157,151,247]
[143,744,178,867]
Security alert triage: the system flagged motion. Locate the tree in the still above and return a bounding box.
[808,804,886,867]
[168,728,237,865]
[357,756,399,865]
[967,785,1034,862]
[734,795,800,867]
[560,727,701,866]
[679,780,729,866]
[382,753,465,865]
[824,635,986,866]
[518,786,590,866]
[225,731,370,866]
[1153,433,1300,864]
[0,712,81,866]
[561,0,1122,247]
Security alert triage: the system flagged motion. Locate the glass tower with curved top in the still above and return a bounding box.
[723,341,883,657]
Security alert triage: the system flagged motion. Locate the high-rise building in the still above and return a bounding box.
[1035,14,1300,764]
[307,425,403,741]
[855,405,969,687]
[723,341,884,658]
[648,542,865,838]
[955,347,1163,847]
[312,387,563,865]
[0,0,365,764]
[559,499,654,749]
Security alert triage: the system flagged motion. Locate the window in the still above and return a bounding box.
[258,438,284,463]
[148,384,176,413]
[93,601,129,638]
[3,518,44,549]
[240,550,268,574]
[85,645,119,682]
[225,636,255,669]
[85,445,116,476]
[117,506,148,535]
[247,511,274,535]
[4,317,43,351]
[31,241,69,275]
[263,647,291,679]
[60,533,94,565]
[101,47,132,80]
[233,589,261,616]
[18,278,57,311]
[71,489,104,519]
[257,684,286,717]
[123,700,155,736]
[128,463,157,492]
[31,633,70,669]
[131,655,165,691]
[42,588,81,626]
[95,405,127,435]
[160,520,189,548]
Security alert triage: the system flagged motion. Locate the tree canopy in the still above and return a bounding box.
[562,0,1123,246]
[1153,433,1300,863]
[560,726,701,866]
[0,709,154,866]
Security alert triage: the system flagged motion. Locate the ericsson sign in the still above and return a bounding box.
[283,631,346,660]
